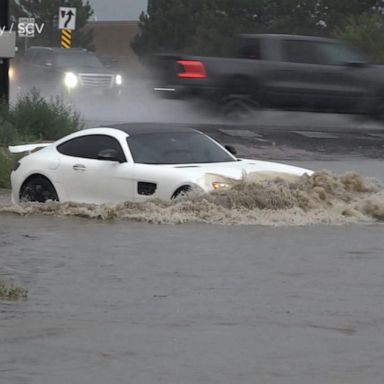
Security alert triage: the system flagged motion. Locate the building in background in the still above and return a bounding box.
[84,21,140,74]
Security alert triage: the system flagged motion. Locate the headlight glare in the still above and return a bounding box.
[9,66,15,81]
[115,74,123,85]
[64,72,78,89]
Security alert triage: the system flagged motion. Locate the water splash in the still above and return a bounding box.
[1,171,383,226]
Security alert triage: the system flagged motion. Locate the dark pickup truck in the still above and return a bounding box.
[153,34,384,119]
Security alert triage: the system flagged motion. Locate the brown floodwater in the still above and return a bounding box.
[1,161,384,383]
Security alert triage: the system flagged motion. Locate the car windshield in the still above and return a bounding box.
[56,53,104,68]
[127,132,236,164]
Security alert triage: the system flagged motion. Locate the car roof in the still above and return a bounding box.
[239,34,338,44]
[104,123,201,136]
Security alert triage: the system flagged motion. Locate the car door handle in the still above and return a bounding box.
[73,164,86,171]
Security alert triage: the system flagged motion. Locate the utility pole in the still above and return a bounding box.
[0,0,10,103]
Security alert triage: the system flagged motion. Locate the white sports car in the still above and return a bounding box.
[9,124,313,204]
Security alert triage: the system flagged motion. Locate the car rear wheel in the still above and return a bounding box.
[221,95,257,121]
[20,176,59,203]
[220,76,259,121]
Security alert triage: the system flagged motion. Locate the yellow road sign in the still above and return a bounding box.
[61,29,71,48]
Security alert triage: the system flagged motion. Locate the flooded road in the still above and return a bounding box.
[1,159,384,384]
[1,216,384,384]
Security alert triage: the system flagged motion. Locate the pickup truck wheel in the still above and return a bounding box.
[221,95,257,121]
[220,76,259,120]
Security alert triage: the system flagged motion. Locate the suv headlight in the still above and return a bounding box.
[64,72,78,89]
[9,66,15,81]
[115,74,123,86]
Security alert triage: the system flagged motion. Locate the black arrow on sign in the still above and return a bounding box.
[64,10,74,28]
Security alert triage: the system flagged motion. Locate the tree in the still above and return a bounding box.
[11,0,94,49]
[10,0,26,20]
[335,11,384,62]
[321,0,384,33]
[132,0,213,56]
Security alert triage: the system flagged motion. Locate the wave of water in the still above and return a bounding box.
[1,171,383,226]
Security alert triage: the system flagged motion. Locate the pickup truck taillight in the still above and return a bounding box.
[176,60,207,78]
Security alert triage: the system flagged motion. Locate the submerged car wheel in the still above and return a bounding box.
[20,176,59,203]
[171,185,192,200]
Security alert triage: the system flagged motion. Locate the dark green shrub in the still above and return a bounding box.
[9,89,83,140]
[0,148,15,189]
[0,90,83,189]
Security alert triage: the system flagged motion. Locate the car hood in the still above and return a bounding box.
[159,159,312,188]
[59,66,115,75]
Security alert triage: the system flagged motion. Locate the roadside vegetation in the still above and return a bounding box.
[0,279,28,300]
[335,11,384,62]
[0,90,83,189]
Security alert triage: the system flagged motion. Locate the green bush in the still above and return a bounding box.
[0,90,83,189]
[0,148,15,189]
[335,11,384,63]
[10,89,83,141]
[0,279,28,300]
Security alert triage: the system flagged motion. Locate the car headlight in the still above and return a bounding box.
[212,182,231,190]
[64,72,78,89]
[8,66,15,81]
[115,74,123,85]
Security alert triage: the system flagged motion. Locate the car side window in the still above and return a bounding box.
[238,40,261,59]
[316,42,367,65]
[57,134,126,161]
[281,40,324,65]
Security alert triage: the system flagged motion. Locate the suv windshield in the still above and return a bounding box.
[127,132,236,164]
[56,53,104,68]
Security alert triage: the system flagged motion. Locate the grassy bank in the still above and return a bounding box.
[0,90,83,189]
[0,279,28,300]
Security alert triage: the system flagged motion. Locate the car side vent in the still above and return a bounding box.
[138,182,157,196]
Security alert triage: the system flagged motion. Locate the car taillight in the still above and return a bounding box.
[176,60,207,78]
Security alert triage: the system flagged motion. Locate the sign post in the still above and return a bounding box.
[0,0,10,102]
[59,7,76,49]
[18,17,36,50]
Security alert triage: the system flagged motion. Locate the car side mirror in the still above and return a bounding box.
[225,145,237,155]
[97,149,123,163]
